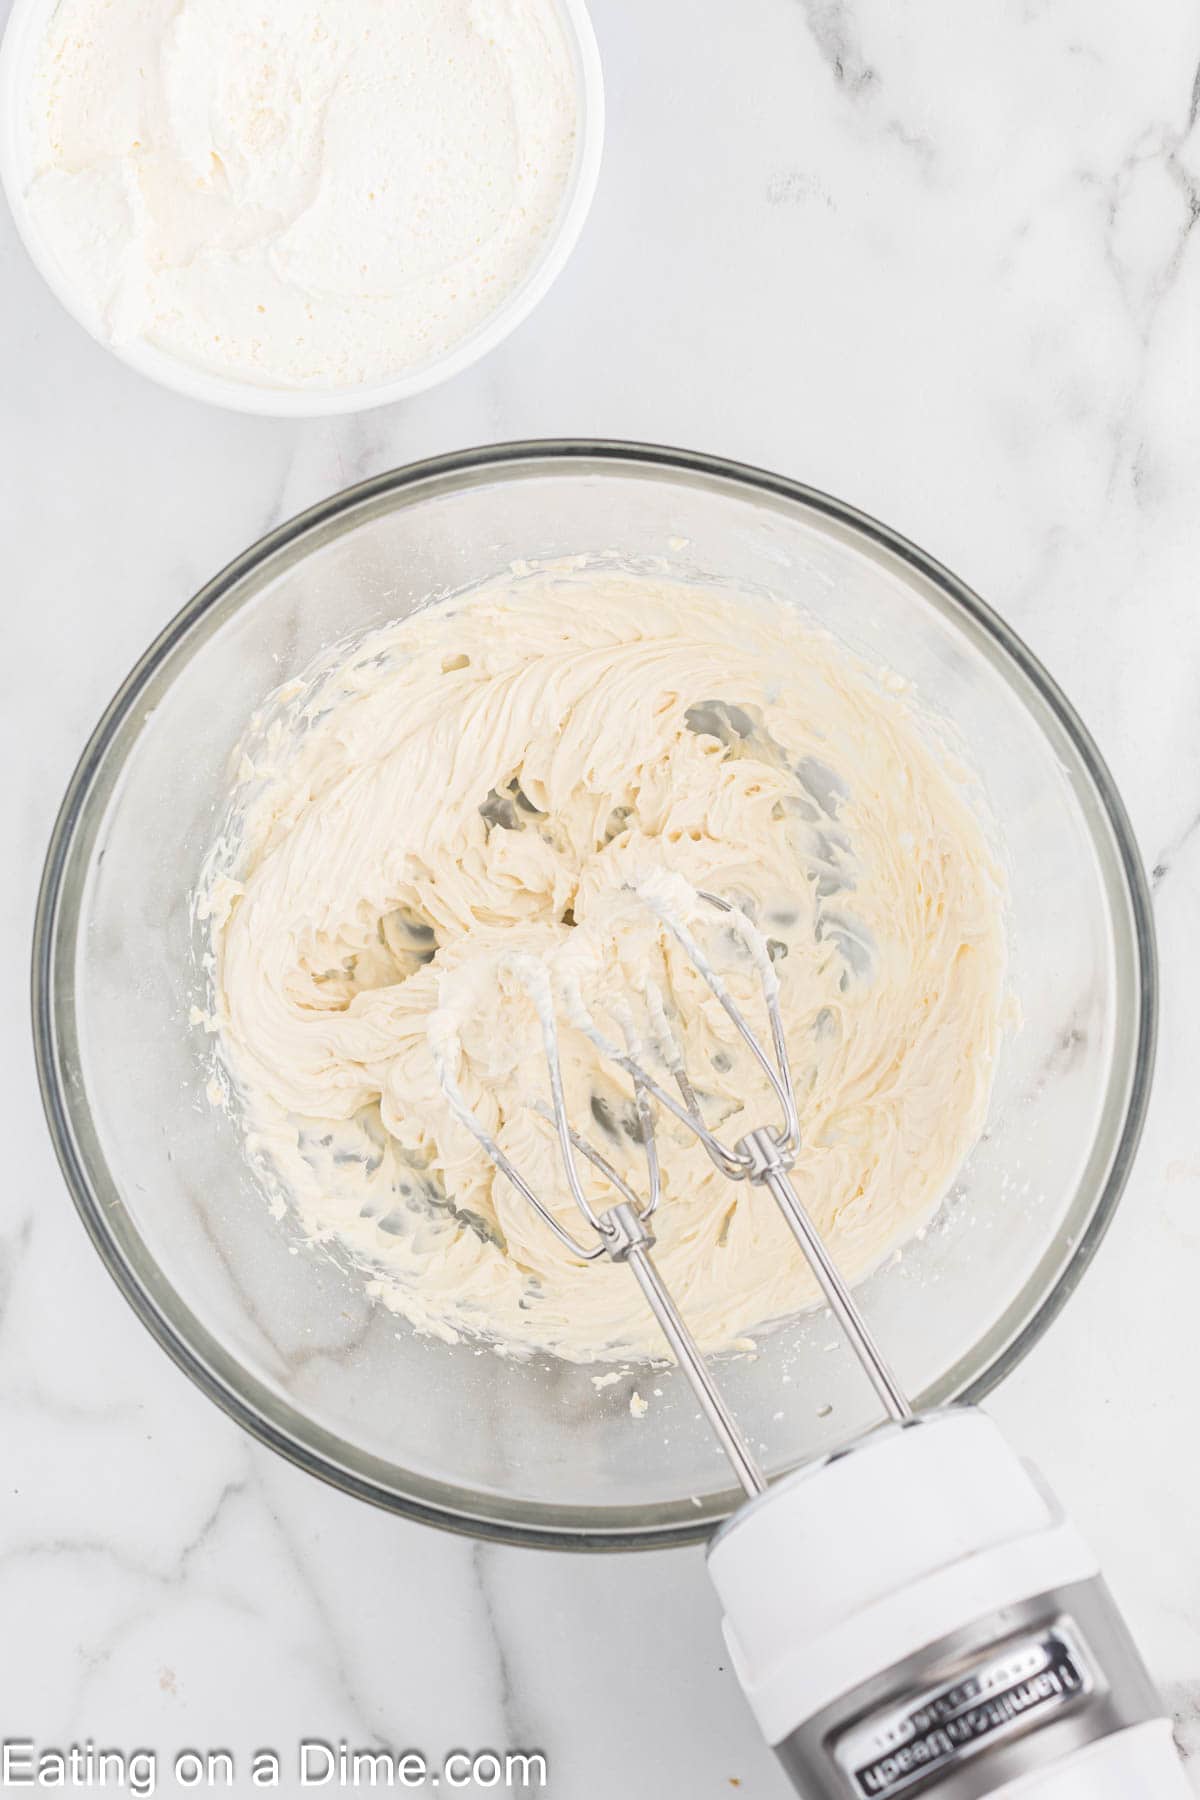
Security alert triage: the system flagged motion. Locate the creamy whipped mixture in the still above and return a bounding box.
[199,568,1007,1361]
[27,0,577,388]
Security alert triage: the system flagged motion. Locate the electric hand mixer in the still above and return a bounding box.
[440,885,1188,1800]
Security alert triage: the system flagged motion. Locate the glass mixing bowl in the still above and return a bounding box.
[33,442,1156,1548]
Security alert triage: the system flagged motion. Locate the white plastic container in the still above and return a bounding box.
[0,0,603,417]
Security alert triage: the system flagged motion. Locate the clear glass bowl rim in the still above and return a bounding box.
[31,439,1159,1551]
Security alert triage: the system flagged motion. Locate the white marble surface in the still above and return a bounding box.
[3,0,1200,1793]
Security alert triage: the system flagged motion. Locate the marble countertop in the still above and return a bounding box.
[3,0,1199,1793]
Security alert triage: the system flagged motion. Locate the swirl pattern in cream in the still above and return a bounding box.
[201,568,1006,1361]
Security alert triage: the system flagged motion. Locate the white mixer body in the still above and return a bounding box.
[707,1407,1188,1799]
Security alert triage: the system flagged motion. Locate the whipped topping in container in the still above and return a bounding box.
[25,0,578,389]
[198,568,1008,1361]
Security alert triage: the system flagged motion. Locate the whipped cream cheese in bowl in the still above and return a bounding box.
[33,444,1155,1546]
[0,0,602,413]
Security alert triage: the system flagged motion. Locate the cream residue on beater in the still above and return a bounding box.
[197,567,1008,1361]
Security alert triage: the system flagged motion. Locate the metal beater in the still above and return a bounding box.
[438,885,1188,1800]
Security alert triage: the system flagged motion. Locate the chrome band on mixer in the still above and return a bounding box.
[776,1580,1166,1800]
[834,1621,1095,1796]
